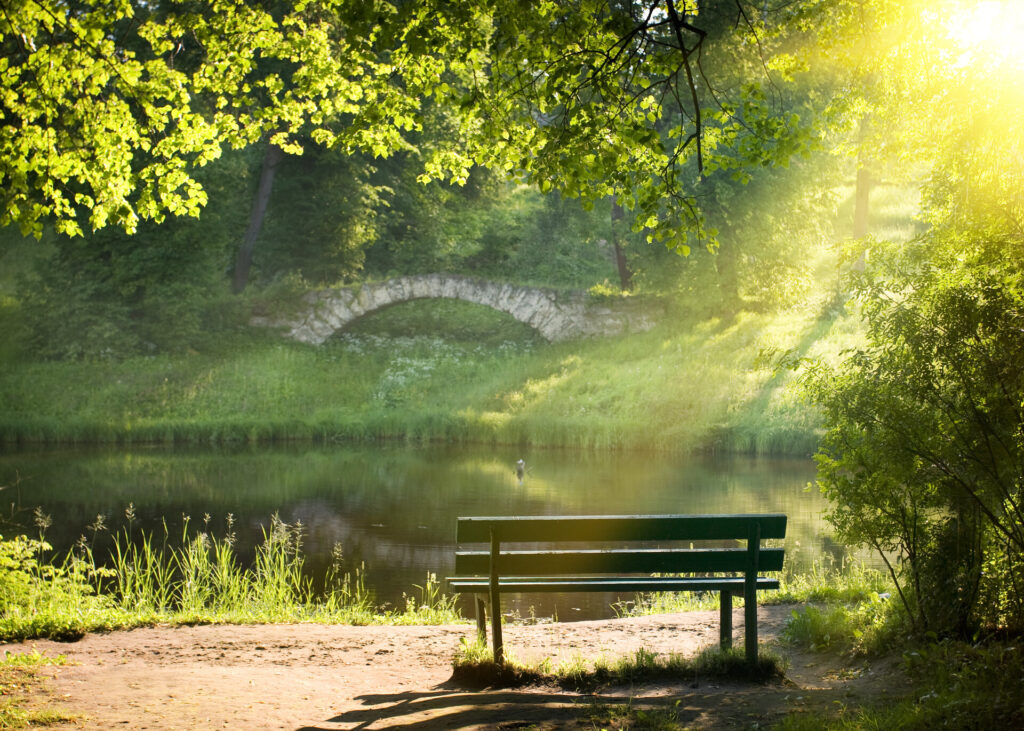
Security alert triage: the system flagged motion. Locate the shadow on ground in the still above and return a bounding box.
[296,677,795,729]
[296,650,912,730]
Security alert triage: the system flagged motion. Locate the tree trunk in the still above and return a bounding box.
[853,165,872,239]
[852,117,873,240]
[233,143,284,293]
[610,199,632,291]
[715,238,740,306]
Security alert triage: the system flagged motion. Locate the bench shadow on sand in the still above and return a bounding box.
[295,676,781,730]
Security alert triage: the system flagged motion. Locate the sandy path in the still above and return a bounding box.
[4,606,902,730]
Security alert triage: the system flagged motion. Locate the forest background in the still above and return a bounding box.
[0,0,897,455]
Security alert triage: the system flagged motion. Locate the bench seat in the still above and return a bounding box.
[447,575,780,593]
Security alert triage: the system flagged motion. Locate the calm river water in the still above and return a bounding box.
[0,443,862,620]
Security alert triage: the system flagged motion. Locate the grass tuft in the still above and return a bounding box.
[583,697,684,730]
[450,637,785,690]
[0,650,77,729]
[775,641,1024,730]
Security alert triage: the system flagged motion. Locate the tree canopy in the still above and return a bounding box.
[0,0,423,237]
[1,0,842,250]
[803,0,1024,636]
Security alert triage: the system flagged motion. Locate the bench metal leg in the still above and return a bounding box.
[744,592,758,665]
[719,590,733,649]
[475,596,486,642]
[745,523,760,665]
[489,593,503,664]
[489,530,504,665]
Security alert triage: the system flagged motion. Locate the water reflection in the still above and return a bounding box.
[0,443,861,620]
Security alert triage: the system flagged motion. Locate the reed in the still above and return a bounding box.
[0,511,461,642]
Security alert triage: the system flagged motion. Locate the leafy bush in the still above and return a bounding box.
[0,531,112,641]
[805,233,1024,637]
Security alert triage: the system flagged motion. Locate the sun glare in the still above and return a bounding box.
[946,0,1024,67]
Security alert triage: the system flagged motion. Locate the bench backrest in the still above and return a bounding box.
[454,513,786,577]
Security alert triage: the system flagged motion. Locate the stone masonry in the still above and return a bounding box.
[250,273,662,343]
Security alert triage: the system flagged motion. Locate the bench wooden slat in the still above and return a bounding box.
[456,513,787,543]
[454,547,785,575]
[447,575,781,593]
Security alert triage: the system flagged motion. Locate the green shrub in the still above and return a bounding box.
[805,235,1024,638]
[0,531,114,641]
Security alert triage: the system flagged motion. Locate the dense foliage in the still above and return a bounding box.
[0,0,428,236]
[808,238,1024,635]
[804,0,1024,636]
[410,0,831,253]
[1,0,881,362]
[17,150,251,358]
[0,1,838,248]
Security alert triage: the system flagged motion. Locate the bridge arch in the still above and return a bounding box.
[251,273,660,344]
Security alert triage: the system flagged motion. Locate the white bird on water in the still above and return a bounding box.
[515,459,526,484]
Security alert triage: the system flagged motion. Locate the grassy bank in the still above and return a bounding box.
[0,291,861,455]
[616,557,892,617]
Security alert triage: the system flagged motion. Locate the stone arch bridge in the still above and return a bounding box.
[251,273,662,344]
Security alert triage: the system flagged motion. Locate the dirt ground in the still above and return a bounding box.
[4,606,909,730]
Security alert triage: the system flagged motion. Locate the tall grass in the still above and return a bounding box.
[616,559,892,617]
[0,291,864,455]
[0,510,460,642]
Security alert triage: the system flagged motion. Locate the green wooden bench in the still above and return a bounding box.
[447,513,787,664]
